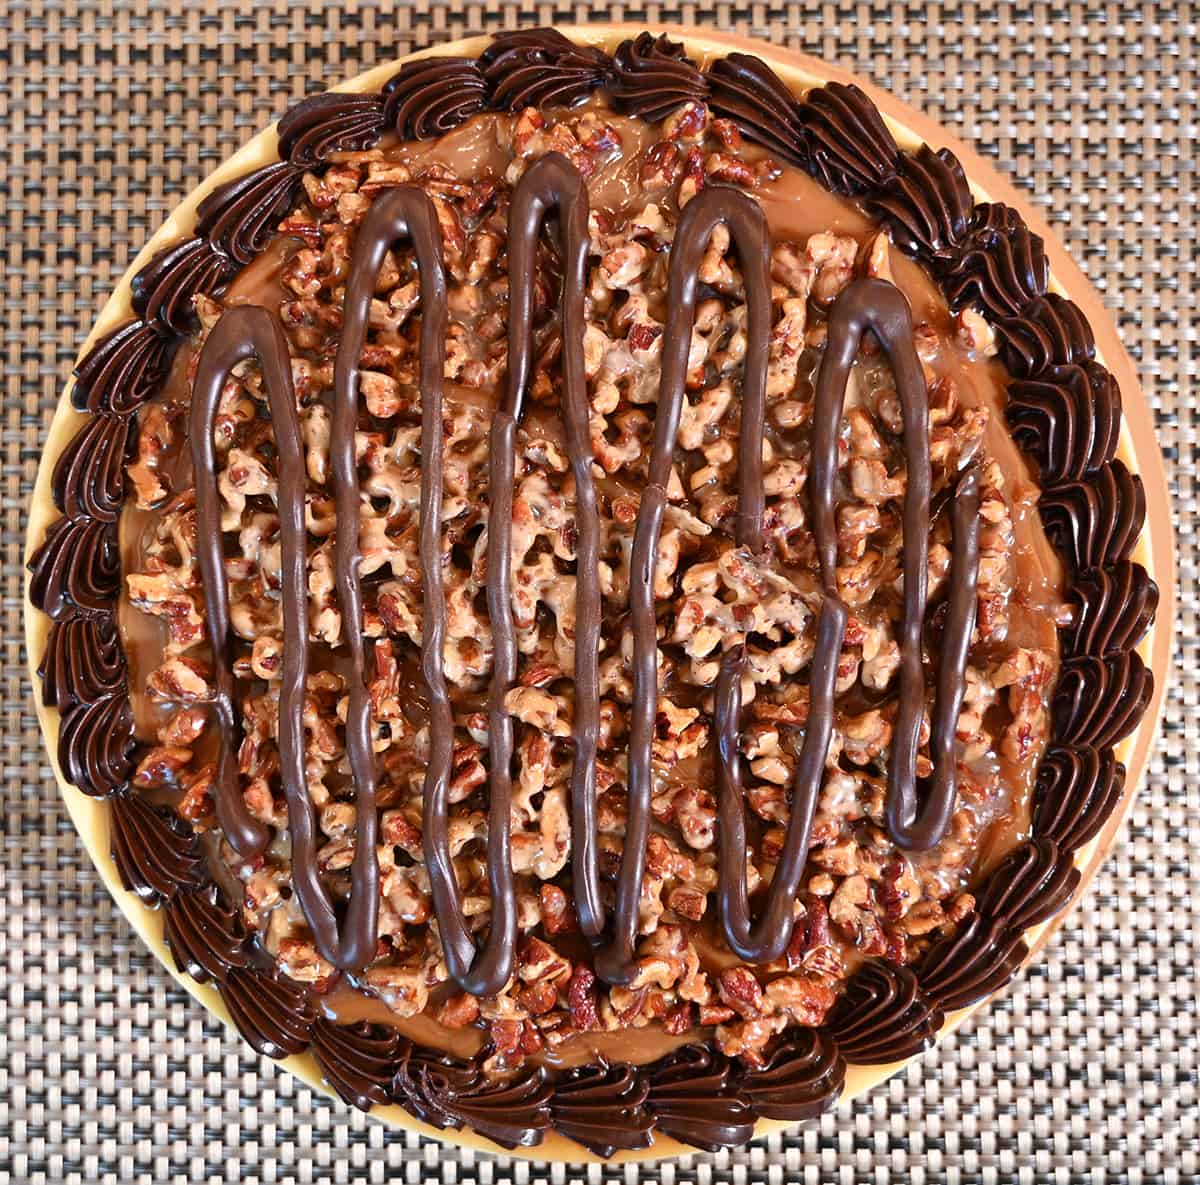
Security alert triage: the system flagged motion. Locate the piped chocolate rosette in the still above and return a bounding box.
[27,28,1160,1156]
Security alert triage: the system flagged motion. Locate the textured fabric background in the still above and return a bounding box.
[1,3,1195,1182]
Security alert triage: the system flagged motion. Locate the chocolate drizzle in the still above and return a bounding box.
[189,309,280,860]
[325,190,446,972]
[108,789,205,902]
[51,414,133,523]
[480,28,612,111]
[738,1028,846,1121]
[163,887,249,984]
[646,1045,756,1150]
[1006,361,1121,484]
[39,615,126,710]
[814,279,981,851]
[866,145,973,263]
[195,162,304,266]
[383,57,488,140]
[828,962,944,1064]
[131,237,236,333]
[320,186,470,982]
[615,184,773,980]
[550,1063,655,1157]
[441,154,593,995]
[707,54,808,165]
[609,33,708,123]
[1034,745,1126,853]
[276,91,386,166]
[28,515,121,621]
[71,320,174,415]
[220,967,317,1059]
[801,82,900,194]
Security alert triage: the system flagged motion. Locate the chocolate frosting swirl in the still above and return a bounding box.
[51,413,133,523]
[1034,745,1126,853]
[276,91,386,167]
[57,693,136,796]
[219,967,316,1059]
[609,33,708,123]
[738,1028,846,1121]
[480,28,612,111]
[645,1045,756,1151]
[828,962,944,1064]
[194,162,304,266]
[995,293,1096,379]
[943,202,1049,318]
[1040,459,1146,573]
[438,1069,552,1150]
[394,1048,479,1126]
[974,838,1081,931]
[164,887,250,984]
[71,320,175,415]
[131,237,236,333]
[393,1048,550,1148]
[383,57,488,140]
[866,145,973,263]
[706,53,807,165]
[28,516,121,621]
[39,615,126,710]
[1052,651,1153,750]
[800,81,900,194]
[917,911,1028,1012]
[108,789,205,902]
[1069,562,1158,657]
[311,1020,405,1111]
[550,1063,655,1157]
[1006,361,1121,485]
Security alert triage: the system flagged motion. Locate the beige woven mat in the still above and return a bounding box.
[1,2,1195,1182]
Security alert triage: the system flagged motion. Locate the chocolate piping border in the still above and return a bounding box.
[26,29,1159,1155]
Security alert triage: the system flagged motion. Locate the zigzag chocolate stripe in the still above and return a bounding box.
[499,157,605,988]
[812,279,982,851]
[327,188,449,970]
[190,300,373,969]
[607,184,774,982]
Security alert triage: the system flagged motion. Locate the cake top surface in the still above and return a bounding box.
[29,28,1157,1157]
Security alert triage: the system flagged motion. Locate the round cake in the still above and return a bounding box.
[25,27,1171,1160]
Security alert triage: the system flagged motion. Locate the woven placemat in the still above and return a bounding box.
[2,3,1195,1182]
